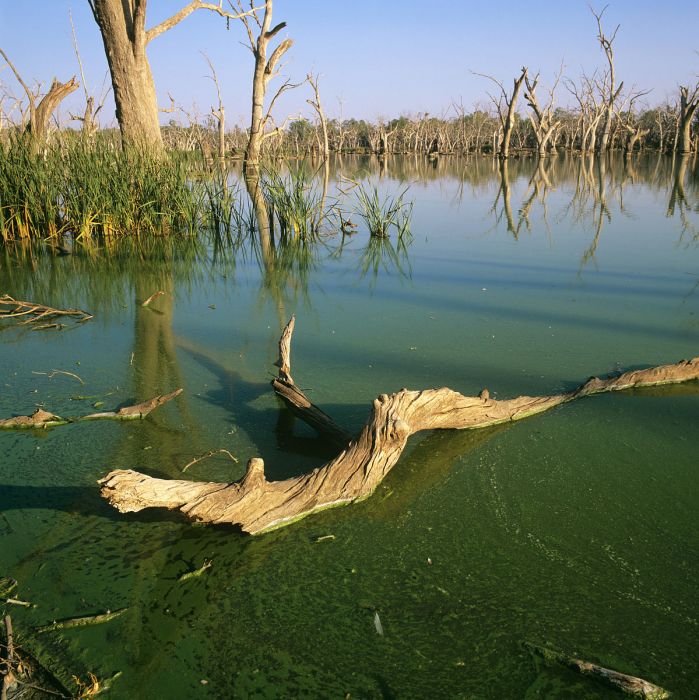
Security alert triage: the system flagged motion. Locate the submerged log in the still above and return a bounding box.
[526,642,671,698]
[0,390,182,429]
[99,319,699,535]
[0,295,93,326]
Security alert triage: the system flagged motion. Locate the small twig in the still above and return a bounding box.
[181,449,238,473]
[32,370,84,385]
[4,599,33,608]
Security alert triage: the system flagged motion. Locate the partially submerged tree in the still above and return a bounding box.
[0,47,79,147]
[477,67,528,159]
[677,83,699,154]
[590,5,623,153]
[524,68,562,157]
[202,52,226,160]
[88,0,257,149]
[234,0,296,170]
[306,73,329,161]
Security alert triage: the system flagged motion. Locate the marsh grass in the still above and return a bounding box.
[0,136,202,241]
[342,178,413,238]
[261,166,329,241]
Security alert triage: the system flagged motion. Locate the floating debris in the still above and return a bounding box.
[178,560,212,582]
[36,607,128,633]
[373,611,384,636]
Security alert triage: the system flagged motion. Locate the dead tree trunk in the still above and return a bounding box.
[88,0,255,149]
[99,318,699,535]
[524,70,561,157]
[0,48,78,148]
[202,53,226,160]
[591,6,623,153]
[678,84,699,154]
[237,0,294,171]
[476,68,528,160]
[306,73,329,160]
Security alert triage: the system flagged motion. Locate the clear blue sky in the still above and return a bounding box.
[1,1,698,128]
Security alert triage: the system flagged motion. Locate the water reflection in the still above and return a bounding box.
[1,152,697,319]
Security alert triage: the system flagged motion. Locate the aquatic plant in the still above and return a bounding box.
[0,135,203,240]
[342,178,413,238]
[260,166,328,241]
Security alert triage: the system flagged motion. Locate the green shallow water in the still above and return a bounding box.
[1,153,698,698]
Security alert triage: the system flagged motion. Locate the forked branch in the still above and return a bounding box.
[99,320,699,535]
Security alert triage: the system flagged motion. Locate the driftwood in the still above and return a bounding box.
[35,608,128,634]
[0,390,182,430]
[0,295,93,326]
[98,318,699,534]
[526,643,671,698]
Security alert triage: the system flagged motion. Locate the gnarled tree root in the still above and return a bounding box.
[98,318,699,535]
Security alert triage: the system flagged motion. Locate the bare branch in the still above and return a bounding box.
[146,0,265,44]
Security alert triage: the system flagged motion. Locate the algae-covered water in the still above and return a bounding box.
[1,154,698,698]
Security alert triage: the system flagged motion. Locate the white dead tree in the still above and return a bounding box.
[235,0,296,170]
[202,52,226,160]
[306,73,329,160]
[0,47,79,147]
[590,5,623,153]
[677,83,699,154]
[524,67,562,157]
[476,67,528,159]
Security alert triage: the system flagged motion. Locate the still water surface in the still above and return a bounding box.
[1,154,698,698]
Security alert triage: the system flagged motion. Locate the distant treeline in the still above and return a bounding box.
[154,106,696,158]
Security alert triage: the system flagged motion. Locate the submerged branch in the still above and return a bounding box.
[0,390,182,429]
[0,295,93,326]
[526,642,671,698]
[99,321,699,535]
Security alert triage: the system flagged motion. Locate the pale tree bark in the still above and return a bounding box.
[476,67,528,159]
[677,83,699,154]
[88,0,259,149]
[202,53,226,160]
[524,68,562,157]
[591,6,623,153]
[0,48,78,148]
[99,317,699,535]
[235,0,295,170]
[306,73,329,160]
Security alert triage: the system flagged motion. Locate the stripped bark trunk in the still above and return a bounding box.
[678,84,699,154]
[99,319,699,535]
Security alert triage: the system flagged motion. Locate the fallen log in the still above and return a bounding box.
[0,390,182,429]
[0,295,93,326]
[526,642,671,698]
[98,318,699,535]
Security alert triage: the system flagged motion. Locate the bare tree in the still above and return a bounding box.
[477,67,528,159]
[235,0,295,170]
[677,83,699,154]
[306,73,328,160]
[0,47,79,147]
[202,53,226,160]
[590,5,623,153]
[88,0,258,149]
[524,67,562,157]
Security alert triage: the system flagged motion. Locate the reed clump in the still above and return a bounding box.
[343,178,413,238]
[261,166,327,241]
[0,136,202,241]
